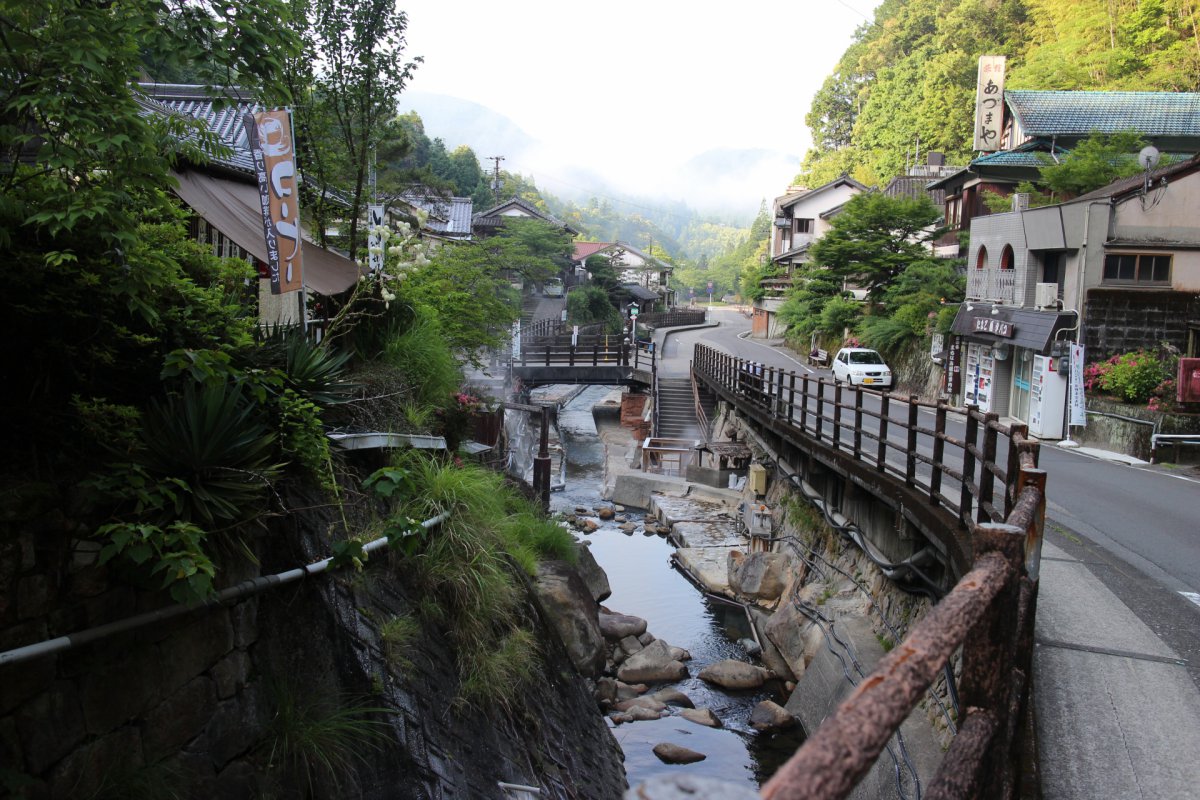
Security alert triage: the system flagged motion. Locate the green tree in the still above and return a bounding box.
[285,0,420,260]
[1039,130,1152,196]
[808,193,945,302]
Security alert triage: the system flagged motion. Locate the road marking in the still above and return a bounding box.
[1181,591,1200,609]
[735,330,815,373]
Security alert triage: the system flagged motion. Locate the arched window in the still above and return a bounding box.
[975,245,988,270]
[1000,244,1015,270]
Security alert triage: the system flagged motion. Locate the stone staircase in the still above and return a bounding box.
[656,376,714,441]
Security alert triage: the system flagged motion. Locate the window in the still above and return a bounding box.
[1042,252,1061,286]
[1103,253,1171,284]
[1000,244,1014,270]
[975,246,988,270]
[794,218,814,234]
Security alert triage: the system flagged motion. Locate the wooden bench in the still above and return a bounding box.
[808,348,830,367]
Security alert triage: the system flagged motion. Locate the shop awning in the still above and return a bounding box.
[950,302,1076,353]
[170,169,363,296]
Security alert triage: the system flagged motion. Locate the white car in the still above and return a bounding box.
[832,347,893,388]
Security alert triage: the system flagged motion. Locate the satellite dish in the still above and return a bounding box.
[1138,145,1161,170]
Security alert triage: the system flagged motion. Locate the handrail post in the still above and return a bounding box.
[833,382,844,449]
[788,373,796,425]
[774,367,785,419]
[800,374,809,432]
[877,392,890,472]
[960,407,980,523]
[930,403,947,507]
[1004,424,1027,515]
[906,395,919,487]
[853,385,863,458]
[815,379,825,441]
[980,413,999,521]
[960,521,1025,800]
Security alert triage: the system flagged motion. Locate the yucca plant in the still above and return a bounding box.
[254,325,356,406]
[137,382,281,525]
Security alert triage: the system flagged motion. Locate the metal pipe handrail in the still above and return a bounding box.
[0,512,451,668]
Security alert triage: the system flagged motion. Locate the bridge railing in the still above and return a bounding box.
[690,342,1045,800]
[513,340,656,371]
[636,309,707,328]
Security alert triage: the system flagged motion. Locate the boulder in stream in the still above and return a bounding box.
[749,700,795,732]
[533,561,605,678]
[597,506,616,520]
[617,639,688,683]
[574,542,612,603]
[649,687,694,708]
[652,742,707,764]
[679,707,722,728]
[697,659,771,690]
[614,697,666,713]
[598,608,648,640]
[728,550,789,601]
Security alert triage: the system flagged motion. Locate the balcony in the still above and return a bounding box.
[967,268,1017,304]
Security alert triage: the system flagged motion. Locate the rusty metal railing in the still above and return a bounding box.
[688,342,1045,800]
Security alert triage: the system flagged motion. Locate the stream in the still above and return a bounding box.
[545,385,805,791]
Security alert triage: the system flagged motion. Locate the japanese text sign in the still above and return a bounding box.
[973,56,1006,151]
[244,110,303,294]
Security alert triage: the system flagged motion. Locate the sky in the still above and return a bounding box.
[394,0,881,215]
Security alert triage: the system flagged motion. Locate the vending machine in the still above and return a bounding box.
[1028,355,1068,439]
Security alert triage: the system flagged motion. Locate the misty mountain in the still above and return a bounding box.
[396,91,798,226]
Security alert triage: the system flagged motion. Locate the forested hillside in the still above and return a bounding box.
[802,0,1200,187]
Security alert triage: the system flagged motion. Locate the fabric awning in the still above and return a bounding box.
[170,169,363,295]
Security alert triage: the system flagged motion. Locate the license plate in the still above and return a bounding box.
[862,378,874,384]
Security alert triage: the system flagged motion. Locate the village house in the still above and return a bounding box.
[753,175,869,338]
[572,241,676,312]
[928,90,1200,257]
[949,154,1200,437]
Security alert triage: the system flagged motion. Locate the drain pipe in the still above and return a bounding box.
[0,512,450,668]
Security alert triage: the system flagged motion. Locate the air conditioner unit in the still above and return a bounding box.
[1035,283,1059,309]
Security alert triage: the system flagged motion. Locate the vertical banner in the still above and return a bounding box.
[244,110,303,294]
[1069,343,1087,427]
[511,320,522,358]
[973,55,1006,151]
[945,336,963,396]
[367,204,385,274]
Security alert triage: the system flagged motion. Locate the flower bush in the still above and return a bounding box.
[1085,350,1174,406]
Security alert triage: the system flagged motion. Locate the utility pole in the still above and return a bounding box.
[488,155,505,202]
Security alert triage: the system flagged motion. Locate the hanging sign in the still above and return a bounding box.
[244,109,304,294]
[973,56,1006,151]
[973,317,1014,337]
[367,204,385,274]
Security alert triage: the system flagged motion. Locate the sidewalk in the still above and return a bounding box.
[1034,538,1200,798]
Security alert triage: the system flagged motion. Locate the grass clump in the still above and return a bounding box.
[380,614,421,670]
[380,452,574,708]
[261,680,392,796]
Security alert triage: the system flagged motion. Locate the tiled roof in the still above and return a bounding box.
[573,241,613,262]
[399,190,473,236]
[473,196,577,233]
[135,83,259,174]
[1007,90,1200,139]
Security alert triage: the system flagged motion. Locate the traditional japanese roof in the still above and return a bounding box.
[573,241,613,262]
[776,174,869,211]
[1006,90,1200,143]
[136,83,259,174]
[472,196,578,234]
[399,189,473,237]
[622,284,661,302]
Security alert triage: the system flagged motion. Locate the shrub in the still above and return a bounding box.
[1090,350,1172,404]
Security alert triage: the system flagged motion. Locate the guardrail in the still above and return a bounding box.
[688,342,1045,800]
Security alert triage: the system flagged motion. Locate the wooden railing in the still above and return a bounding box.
[513,340,656,371]
[636,309,707,328]
[686,343,1044,800]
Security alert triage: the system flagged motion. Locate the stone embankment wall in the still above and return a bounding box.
[0,482,626,799]
[713,409,958,773]
[1078,396,1200,463]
